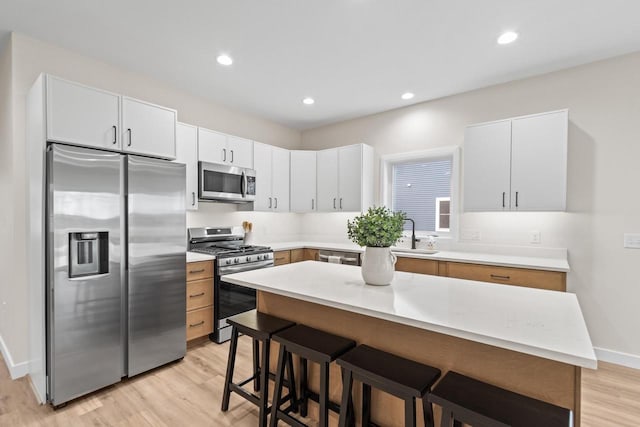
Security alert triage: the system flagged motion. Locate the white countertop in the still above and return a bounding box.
[267,241,570,272]
[187,251,215,263]
[222,261,596,369]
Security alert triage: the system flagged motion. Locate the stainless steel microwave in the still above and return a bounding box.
[199,162,256,203]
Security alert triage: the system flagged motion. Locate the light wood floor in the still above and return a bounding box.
[1,337,639,426]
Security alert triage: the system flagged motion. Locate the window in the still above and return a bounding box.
[381,147,459,235]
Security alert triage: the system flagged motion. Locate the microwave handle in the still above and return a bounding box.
[241,171,246,198]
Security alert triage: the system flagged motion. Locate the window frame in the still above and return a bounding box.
[435,196,451,232]
[380,146,460,238]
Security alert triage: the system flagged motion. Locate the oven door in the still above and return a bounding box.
[199,161,256,202]
[214,259,273,342]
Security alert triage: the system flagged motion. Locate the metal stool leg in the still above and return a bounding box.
[405,397,417,427]
[258,335,271,427]
[299,357,308,417]
[362,383,372,427]
[318,362,330,427]
[269,344,288,427]
[338,368,353,427]
[285,351,299,412]
[221,326,239,411]
[253,338,260,392]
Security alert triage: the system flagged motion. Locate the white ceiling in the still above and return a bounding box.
[1,1,640,130]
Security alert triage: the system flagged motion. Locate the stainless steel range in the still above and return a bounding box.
[188,227,273,343]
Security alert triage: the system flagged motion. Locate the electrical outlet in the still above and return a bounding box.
[530,231,541,244]
[461,229,481,241]
[624,233,640,249]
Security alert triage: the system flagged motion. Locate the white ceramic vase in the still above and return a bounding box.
[361,246,397,286]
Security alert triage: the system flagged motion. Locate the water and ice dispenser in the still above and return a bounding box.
[69,232,109,277]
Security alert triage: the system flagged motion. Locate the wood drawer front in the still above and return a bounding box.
[395,257,439,275]
[186,306,213,341]
[304,248,319,261]
[186,260,213,281]
[274,250,291,266]
[290,248,305,263]
[186,279,213,311]
[445,262,566,291]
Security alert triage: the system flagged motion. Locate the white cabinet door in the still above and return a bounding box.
[122,97,176,159]
[316,148,339,211]
[271,147,290,212]
[227,135,254,169]
[338,145,363,211]
[46,76,120,150]
[511,110,568,211]
[253,142,273,211]
[463,120,512,211]
[176,123,198,210]
[198,128,227,164]
[290,151,317,212]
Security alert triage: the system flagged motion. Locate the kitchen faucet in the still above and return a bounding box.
[404,218,419,249]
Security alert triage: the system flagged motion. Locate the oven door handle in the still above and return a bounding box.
[219,260,274,275]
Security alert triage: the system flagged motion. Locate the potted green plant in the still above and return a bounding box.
[347,206,406,285]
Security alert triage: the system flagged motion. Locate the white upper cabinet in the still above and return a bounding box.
[227,135,254,169]
[250,142,290,212]
[463,110,568,212]
[253,142,273,211]
[511,110,568,211]
[46,75,120,150]
[316,148,339,211]
[271,147,290,212]
[290,150,317,212]
[175,123,198,211]
[316,144,374,212]
[463,120,512,211]
[198,127,253,169]
[121,97,177,159]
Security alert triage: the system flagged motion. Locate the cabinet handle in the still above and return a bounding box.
[269,197,272,208]
[515,191,519,208]
[189,292,206,298]
[333,198,336,209]
[112,125,117,144]
[223,148,226,162]
[275,257,286,261]
[192,192,196,206]
[490,274,511,280]
[340,198,343,209]
[312,199,314,210]
[189,320,205,328]
[274,197,278,209]
[230,150,234,163]
[127,128,132,146]
[502,192,505,208]
[189,268,205,274]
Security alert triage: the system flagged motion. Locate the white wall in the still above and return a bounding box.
[302,52,640,366]
[1,32,302,372]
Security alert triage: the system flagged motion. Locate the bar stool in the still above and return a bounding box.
[428,371,572,427]
[269,324,356,427]
[336,344,441,427]
[221,310,297,427]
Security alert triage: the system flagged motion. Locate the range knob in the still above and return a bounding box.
[234,258,239,264]
[225,259,231,265]
[246,256,251,262]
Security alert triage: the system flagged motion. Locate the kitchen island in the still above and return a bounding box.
[222,261,596,426]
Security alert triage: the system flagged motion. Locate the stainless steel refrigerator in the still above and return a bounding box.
[47,143,186,406]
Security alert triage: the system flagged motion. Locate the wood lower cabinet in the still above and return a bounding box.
[186,260,214,341]
[274,250,291,266]
[274,248,320,265]
[396,257,438,275]
[441,262,566,292]
[290,248,305,263]
[303,248,319,261]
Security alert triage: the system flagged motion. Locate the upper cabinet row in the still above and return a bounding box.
[45,75,177,159]
[463,109,568,212]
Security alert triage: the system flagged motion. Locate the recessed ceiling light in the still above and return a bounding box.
[216,54,233,66]
[302,97,315,105]
[401,92,415,100]
[497,31,518,45]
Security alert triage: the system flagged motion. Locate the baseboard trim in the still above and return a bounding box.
[0,333,28,379]
[594,347,640,370]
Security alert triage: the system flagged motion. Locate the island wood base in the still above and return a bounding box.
[258,291,581,427]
